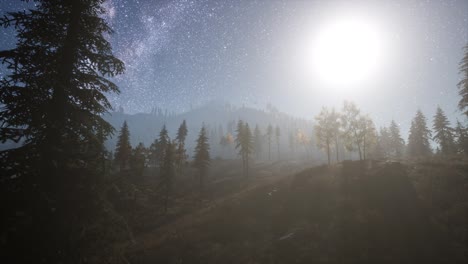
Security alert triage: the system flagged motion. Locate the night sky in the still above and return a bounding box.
[1,0,467,132]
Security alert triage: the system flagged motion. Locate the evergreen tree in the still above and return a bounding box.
[115,121,132,171]
[253,125,263,160]
[193,126,210,194]
[458,44,468,117]
[161,140,175,213]
[150,125,169,168]
[377,127,391,158]
[235,120,253,178]
[149,138,159,166]
[432,106,455,155]
[454,120,468,154]
[0,1,124,261]
[388,120,405,158]
[266,124,273,160]
[275,125,281,160]
[407,110,432,157]
[175,120,188,167]
[243,123,254,178]
[130,142,147,177]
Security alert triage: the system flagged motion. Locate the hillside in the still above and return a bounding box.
[117,159,467,264]
[104,102,316,159]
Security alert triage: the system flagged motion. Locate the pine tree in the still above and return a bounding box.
[432,106,455,155]
[454,120,468,154]
[193,126,210,194]
[161,140,175,213]
[175,120,188,167]
[388,120,405,158]
[235,120,253,178]
[150,125,169,168]
[377,127,391,158]
[115,121,132,171]
[0,1,124,261]
[253,125,263,160]
[275,125,281,160]
[130,142,147,177]
[407,110,432,157]
[0,0,124,175]
[243,123,254,178]
[266,124,273,160]
[458,44,468,117]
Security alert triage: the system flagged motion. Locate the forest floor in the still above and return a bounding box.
[108,158,468,264]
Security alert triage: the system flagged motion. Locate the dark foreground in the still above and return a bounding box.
[118,159,468,264]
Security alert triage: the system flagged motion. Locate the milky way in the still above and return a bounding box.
[0,0,467,132]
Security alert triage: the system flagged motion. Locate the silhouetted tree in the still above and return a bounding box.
[378,127,391,158]
[407,110,432,157]
[193,126,210,195]
[275,125,281,160]
[266,124,273,160]
[161,140,175,213]
[432,106,455,155]
[175,120,188,167]
[236,120,253,178]
[149,125,169,168]
[458,44,468,117]
[130,142,147,177]
[388,120,405,158]
[0,0,124,261]
[253,125,263,160]
[115,121,132,171]
[454,120,468,154]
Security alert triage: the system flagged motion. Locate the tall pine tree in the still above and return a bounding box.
[130,142,147,177]
[115,121,132,171]
[193,125,210,195]
[161,139,175,213]
[388,120,405,158]
[266,124,273,160]
[458,44,468,117]
[253,124,263,160]
[454,120,468,155]
[175,120,188,167]
[275,125,281,160]
[235,120,253,178]
[0,1,124,262]
[432,106,455,155]
[407,110,432,157]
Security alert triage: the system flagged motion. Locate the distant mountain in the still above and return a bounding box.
[0,101,318,160]
[104,101,315,159]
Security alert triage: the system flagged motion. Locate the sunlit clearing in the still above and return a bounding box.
[311,16,384,86]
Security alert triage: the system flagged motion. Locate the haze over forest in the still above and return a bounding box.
[0,0,468,263]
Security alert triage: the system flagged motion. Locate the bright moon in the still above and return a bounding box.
[311,17,384,86]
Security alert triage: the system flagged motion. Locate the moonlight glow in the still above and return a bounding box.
[311,17,385,86]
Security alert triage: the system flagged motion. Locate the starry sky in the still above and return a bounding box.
[0,0,467,132]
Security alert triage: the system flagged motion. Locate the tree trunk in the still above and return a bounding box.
[277,142,280,161]
[268,140,271,160]
[335,137,339,162]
